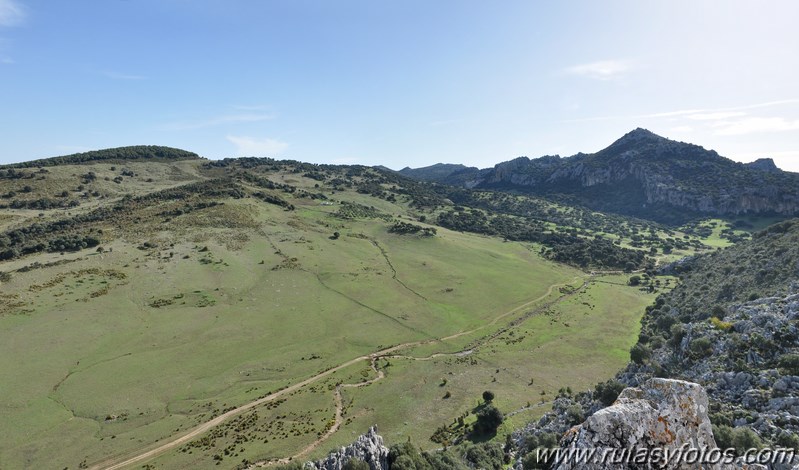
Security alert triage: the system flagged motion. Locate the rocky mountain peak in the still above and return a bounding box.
[608,127,666,148]
[746,157,781,173]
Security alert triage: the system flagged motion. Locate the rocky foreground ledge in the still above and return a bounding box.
[547,378,797,470]
[305,426,389,470]
[304,379,798,469]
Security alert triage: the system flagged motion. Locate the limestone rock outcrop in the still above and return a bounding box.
[553,378,718,469]
[306,426,389,470]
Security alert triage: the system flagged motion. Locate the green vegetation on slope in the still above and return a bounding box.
[0,150,705,469]
[0,146,200,169]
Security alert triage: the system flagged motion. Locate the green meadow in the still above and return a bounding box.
[0,162,663,469]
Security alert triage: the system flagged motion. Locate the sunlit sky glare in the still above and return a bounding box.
[1,0,799,170]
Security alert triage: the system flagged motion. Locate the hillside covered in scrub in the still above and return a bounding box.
[0,147,669,469]
[400,128,799,225]
[0,142,796,470]
[512,218,799,468]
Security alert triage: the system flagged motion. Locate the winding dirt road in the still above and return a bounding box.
[253,356,386,467]
[89,276,585,470]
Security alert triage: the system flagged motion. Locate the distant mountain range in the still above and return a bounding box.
[398,128,799,224]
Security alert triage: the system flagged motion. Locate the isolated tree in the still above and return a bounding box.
[482,390,495,403]
[474,405,503,436]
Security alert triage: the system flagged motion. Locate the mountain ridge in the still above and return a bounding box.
[0,145,201,169]
[399,129,799,224]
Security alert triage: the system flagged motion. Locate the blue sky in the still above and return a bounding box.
[1,1,799,170]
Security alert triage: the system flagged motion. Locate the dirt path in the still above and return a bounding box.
[252,279,587,467]
[254,357,386,467]
[368,238,428,301]
[88,350,405,470]
[442,275,583,341]
[89,276,585,470]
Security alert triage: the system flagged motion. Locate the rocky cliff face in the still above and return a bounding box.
[402,128,799,223]
[553,378,719,470]
[541,378,799,470]
[514,283,799,470]
[632,289,799,443]
[305,426,389,470]
[490,129,799,221]
[748,158,781,173]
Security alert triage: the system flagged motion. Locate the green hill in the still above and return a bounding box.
[0,151,664,470]
[1,145,200,169]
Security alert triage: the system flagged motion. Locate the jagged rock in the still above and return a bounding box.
[305,426,389,470]
[553,378,719,469]
[747,158,781,173]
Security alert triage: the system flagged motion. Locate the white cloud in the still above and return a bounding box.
[713,117,799,136]
[685,112,747,121]
[226,135,289,156]
[564,99,799,123]
[0,0,24,27]
[669,126,694,133]
[564,60,631,80]
[164,113,275,131]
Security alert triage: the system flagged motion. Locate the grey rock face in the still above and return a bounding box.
[515,289,799,469]
[461,129,799,219]
[553,378,718,470]
[306,426,389,470]
[747,158,781,173]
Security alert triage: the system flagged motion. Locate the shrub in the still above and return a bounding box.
[342,459,370,470]
[595,379,625,406]
[669,324,686,350]
[732,427,763,454]
[474,405,503,436]
[778,354,799,375]
[713,424,734,450]
[715,425,764,455]
[630,343,651,364]
[709,317,734,331]
[689,337,714,358]
[522,433,559,469]
[389,442,430,470]
[463,442,505,470]
[565,404,584,425]
[775,431,799,450]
